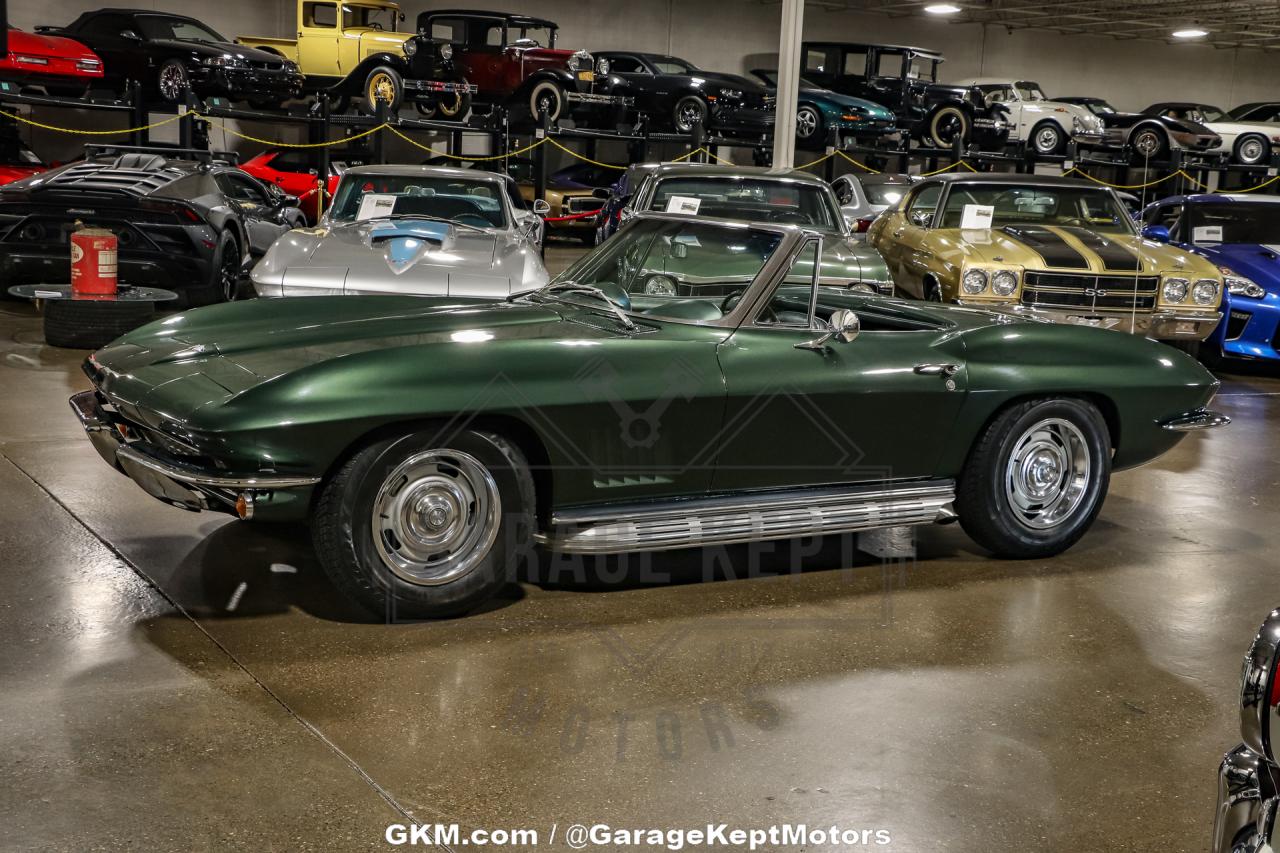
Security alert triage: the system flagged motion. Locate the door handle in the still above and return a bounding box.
[914,363,960,376]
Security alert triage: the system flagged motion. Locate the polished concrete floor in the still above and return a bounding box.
[2,272,1278,851]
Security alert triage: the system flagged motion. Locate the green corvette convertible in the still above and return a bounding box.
[72,213,1228,617]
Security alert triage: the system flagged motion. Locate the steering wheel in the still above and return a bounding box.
[370,22,384,30]
[764,210,809,225]
[720,291,776,323]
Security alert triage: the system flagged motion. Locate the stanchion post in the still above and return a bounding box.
[534,107,550,203]
[316,96,331,218]
[691,120,705,162]
[129,81,146,147]
[824,126,839,181]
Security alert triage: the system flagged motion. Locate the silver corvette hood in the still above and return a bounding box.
[310,222,499,273]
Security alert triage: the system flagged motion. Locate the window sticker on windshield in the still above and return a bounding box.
[1193,225,1224,243]
[960,204,995,229]
[671,234,702,247]
[665,195,702,215]
[357,193,398,221]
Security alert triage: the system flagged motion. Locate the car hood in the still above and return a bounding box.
[1192,242,1280,292]
[9,28,98,59]
[311,221,503,268]
[1205,119,1279,136]
[694,70,769,96]
[152,38,287,64]
[92,297,610,417]
[803,88,894,119]
[932,225,1215,275]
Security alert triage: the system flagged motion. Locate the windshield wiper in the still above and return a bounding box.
[536,281,637,331]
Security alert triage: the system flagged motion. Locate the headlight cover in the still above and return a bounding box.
[203,55,245,68]
[962,269,988,294]
[439,42,453,61]
[1221,267,1265,298]
[991,269,1019,296]
[1163,277,1189,303]
[644,275,677,296]
[402,39,418,57]
[596,58,610,76]
[1192,279,1219,305]
[719,88,742,100]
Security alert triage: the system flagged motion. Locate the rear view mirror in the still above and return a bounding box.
[532,199,551,216]
[119,30,141,41]
[1141,224,1171,242]
[909,209,933,228]
[670,241,688,259]
[592,187,611,200]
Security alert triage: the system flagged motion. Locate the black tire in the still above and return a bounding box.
[1234,134,1269,166]
[956,397,1111,559]
[187,231,242,307]
[796,104,823,146]
[926,106,969,148]
[1129,125,1168,161]
[360,66,403,114]
[156,59,190,103]
[312,428,535,619]
[42,298,155,349]
[527,80,565,123]
[672,95,709,133]
[1030,121,1066,155]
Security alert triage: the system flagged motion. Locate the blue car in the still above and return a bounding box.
[1139,193,1280,363]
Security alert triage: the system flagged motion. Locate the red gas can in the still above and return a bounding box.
[70,225,118,297]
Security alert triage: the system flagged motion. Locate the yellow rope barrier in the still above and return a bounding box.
[0,107,184,136]
[917,160,975,177]
[199,116,389,148]
[835,151,881,174]
[792,150,836,170]
[386,126,550,160]
[1062,166,1184,190]
[546,137,626,169]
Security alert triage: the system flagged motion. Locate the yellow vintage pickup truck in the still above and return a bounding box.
[237,0,473,116]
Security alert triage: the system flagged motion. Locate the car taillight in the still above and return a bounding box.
[12,55,49,65]
[76,59,102,73]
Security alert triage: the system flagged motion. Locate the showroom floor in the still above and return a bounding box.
[2,252,1277,851]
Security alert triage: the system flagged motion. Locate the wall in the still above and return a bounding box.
[5,0,1279,161]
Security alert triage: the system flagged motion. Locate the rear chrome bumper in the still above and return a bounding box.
[1213,744,1275,853]
[69,390,318,512]
[1160,408,1231,431]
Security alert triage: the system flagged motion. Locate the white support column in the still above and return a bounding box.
[771,0,805,169]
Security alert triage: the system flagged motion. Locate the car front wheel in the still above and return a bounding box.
[313,428,535,619]
[673,95,709,133]
[1234,134,1269,165]
[1031,121,1066,155]
[956,397,1111,558]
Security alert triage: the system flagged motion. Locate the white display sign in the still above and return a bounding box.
[357,193,398,221]
[1193,225,1223,243]
[960,204,995,230]
[665,195,702,215]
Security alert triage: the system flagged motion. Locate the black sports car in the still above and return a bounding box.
[38,9,303,107]
[0,145,304,306]
[594,51,775,136]
[1057,96,1219,160]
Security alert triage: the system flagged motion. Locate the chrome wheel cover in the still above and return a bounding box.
[1240,137,1265,163]
[532,84,560,119]
[372,449,501,586]
[159,64,186,101]
[1133,129,1161,157]
[796,107,818,138]
[1004,417,1091,530]
[676,100,703,131]
[1034,125,1060,153]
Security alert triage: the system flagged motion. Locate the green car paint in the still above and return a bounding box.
[79,217,1219,527]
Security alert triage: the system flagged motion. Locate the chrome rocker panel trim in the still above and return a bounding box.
[1161,408,1231,432]
[1213,744,1274,853]
[537,481,956,554]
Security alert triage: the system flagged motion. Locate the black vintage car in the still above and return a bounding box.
[1057,96,1220,161]
[38,9,303,107]
[594,52,775,136]
[0,146,304,306]
[799,41,1008,150]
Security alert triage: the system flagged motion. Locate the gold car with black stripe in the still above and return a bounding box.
[868,173,1223,342]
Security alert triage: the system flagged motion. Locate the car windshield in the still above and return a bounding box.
[543,218,784,322]
[329,174,508,228]
[652,57,697,74]
[938,183,1135,234]
[1180,105,1226,122]
[1186,202,1280,244]
[136,15,226,43]
[864,182,910,206]
[647,176,841,231]
[1085,100,1116,115]
[344,4,399,31]
[1016,82,1047,101]
[754,70,821,88]
[510,25,555,47]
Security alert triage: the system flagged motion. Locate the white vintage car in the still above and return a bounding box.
[1142,102,1280,165]
[955,78,1105,155]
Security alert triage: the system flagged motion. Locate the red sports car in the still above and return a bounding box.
[240,149,369,224]
[0,27,103,97]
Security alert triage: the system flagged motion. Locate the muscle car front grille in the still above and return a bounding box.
[1022,271,1160,311]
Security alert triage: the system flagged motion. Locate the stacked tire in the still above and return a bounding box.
[42,299,155,349]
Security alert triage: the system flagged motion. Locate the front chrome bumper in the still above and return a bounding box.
[954,301,1221,341]
[69,390,318,513]
[1161,408,1231,431]
[1214,744,1276,853]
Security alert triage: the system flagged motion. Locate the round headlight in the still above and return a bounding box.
[1192,279,1219,305]
[402,39,418,57]
[962,269,988,295]
[566,54,580,72]
[644,275,676,296]
[596,58,610,76]
[991,270,1018,297]
[1162,277,1189,303]
[438,42,453,60]
[848,283,874,294]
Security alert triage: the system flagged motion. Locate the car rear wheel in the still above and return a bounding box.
[926,106,969,148]
[1130,126,1168,161]
[796,104,823,144]
[1234,134,1269,165]
[956,397,1111,559]
[187,232,242,307]
[360,66,403,114]
[673,96,709,133]
[1031,121,1066,155]
[312,428,535,619]
[527,80,565,123]
[157,60,190,103]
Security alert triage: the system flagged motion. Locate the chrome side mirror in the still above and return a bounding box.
[909,209,933,228]
[795,308,860,350]
[532,198,551,216]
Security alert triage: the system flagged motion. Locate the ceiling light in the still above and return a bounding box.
[924,3,962,13]
[1172,27,1209,38]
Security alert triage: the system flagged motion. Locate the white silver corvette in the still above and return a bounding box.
[252,165,549,298]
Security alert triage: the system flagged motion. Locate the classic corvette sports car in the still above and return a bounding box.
[1057,96,1220,161]
[73,212,1226,617]
[252,164,548,298]
[1142,103,1280,166]
[1212,607,1280,853]
[1139,193,1280,363]
[867,173,1224,342]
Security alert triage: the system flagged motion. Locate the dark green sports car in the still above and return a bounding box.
[72,213,1228,618]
